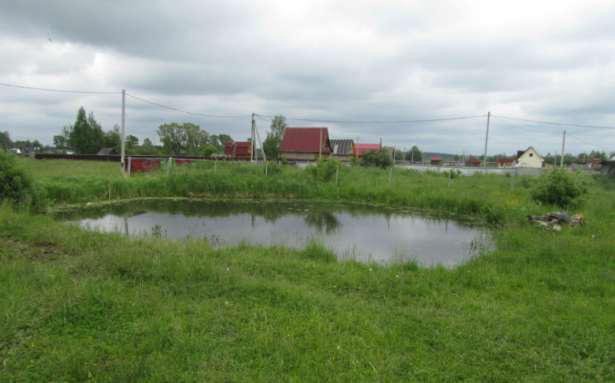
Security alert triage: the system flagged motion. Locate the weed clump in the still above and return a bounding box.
[360,150,393,168]
[301,240,336,262]
[531,169,587,208]
[307,159,339,182]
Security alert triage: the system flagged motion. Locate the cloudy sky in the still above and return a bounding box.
[1,0,615,155]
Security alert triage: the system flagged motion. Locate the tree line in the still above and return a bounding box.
[51,107,234,156]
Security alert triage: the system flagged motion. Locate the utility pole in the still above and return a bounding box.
[121,89,126,173]
[482,111,491,168]
[560,129,567,168]
[251,113,256,163]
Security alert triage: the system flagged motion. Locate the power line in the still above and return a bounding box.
[255,113,486,125]
[0,82,119,95]
[492,114,615,131]
[126,93,249,119]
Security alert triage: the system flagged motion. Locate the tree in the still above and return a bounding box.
[157,122,209,155]
[69,107,104,154]
[406,145,422,162]
[263,115,286,161]
[361,150,393,168]
[12,140,42,153]
[126,135,139,150]
[53,126,72,150]
[263,134,281,161]
[103,125,121,151]
[0,131,11,150]
[270,115,287,138]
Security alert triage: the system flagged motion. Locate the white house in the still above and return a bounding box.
[515,147,544,168]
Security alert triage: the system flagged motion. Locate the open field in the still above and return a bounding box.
[1,158,614,381]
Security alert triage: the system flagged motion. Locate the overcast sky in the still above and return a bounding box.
[1,0,615,155]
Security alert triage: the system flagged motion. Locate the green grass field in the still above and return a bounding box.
[16,157,123,179]
[0,158,613,381]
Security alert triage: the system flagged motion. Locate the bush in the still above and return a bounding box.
[360,150,392,168]
[531,169,587,208]
[307,159,339,182]
[0,150,38,206]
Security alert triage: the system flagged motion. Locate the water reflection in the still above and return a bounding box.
[60,200,491,267]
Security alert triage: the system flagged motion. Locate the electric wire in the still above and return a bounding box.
[255,113,486,125]
[126,93,249,119]
[492,114,615,131]
[0,82,119,95]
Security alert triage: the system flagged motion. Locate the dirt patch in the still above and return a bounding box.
[0,238,63,261]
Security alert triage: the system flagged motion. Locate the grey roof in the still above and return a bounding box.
[330,139,354,156]
[97,147,117,155]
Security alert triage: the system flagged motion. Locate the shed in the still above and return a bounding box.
[330,139,354,160]
[496,157,515,168]
[224,141,252,160]
[466,156,482,167]
[431,155,443,165]
[280,127,332,162]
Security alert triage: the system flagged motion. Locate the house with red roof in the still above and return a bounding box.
[353,143,381,158]
[280,127,332,162]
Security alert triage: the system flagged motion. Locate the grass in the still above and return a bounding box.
[0,158,614,381]
[16,157,123,179]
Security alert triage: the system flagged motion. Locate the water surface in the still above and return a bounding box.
[62,200,490,267]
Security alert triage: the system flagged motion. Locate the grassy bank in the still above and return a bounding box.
[35,159,550,224]
[1,158,614,381]
[1,206,614,381]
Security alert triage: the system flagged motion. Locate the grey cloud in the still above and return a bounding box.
[0,1,614,154]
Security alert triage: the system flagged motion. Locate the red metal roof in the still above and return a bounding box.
[280,127,331,154]
[431,155,442,161]
[224,141,252,159]
[353,143,381,157]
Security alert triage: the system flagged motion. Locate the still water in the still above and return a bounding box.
[63,200,491,267]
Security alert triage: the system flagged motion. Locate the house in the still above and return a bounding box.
[224,141,252,160]
[280,127,332,162]
[496,157,516,168]
[97,147,118,156]
[602,155,615,176]
[353,143,381,158]
[431,155,442,166]
[330,139,354,160]
[515,147,544,168]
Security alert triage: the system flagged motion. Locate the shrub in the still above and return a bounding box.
[531,169,587,208]
[307,159,339,182]
[360,150,393,168]
[0,150,37,206]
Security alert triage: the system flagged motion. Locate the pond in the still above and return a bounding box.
[60,200,491,267]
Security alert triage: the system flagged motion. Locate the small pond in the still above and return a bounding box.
[59,200,491,267]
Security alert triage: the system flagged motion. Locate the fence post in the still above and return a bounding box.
[265,161,268,176]
[127,156,132,177]
[389,166,393,186]
[335,164,340,186]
